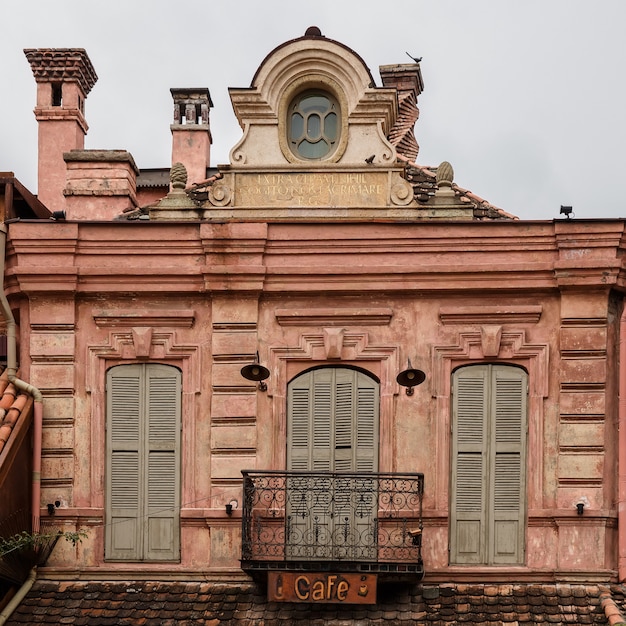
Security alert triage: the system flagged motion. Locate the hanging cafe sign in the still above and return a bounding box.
[267,571,377,604]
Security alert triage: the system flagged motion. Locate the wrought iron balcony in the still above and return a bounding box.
[241,471,424,578]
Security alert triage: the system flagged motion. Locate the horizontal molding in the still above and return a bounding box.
[559,415,605,422]
[439,305,542,325]
[557,478,603,486]
[560,383,605,391]
[275,307,392,326]
[212,385,258,393]
[560,318,608,327]
[212,322,257,332]
[209,448,256,456]
[93,309,195,328]
[211,417,256,426]
[30,324,75,332]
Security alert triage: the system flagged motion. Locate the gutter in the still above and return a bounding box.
[0,568,36,626]
[0,224,44,532]
[617,306,626,582]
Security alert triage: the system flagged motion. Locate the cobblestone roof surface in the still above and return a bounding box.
[5,580,621,625]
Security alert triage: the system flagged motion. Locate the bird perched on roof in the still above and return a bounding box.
[406,52,422,63]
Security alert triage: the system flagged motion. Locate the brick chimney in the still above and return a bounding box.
[379,63,424,162]
[24,48,98,213]
[170,89,212,188]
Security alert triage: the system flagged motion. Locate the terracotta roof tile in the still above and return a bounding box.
[3,581,617,624]
[0,369,33,456]
[387,90,420,162]
[403,158,518,220]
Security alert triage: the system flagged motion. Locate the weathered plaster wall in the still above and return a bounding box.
[5,218,623,581]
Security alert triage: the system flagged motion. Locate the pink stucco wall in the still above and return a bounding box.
[5,217,621,581]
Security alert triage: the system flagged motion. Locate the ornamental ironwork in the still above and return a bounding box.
[241,471,424,576]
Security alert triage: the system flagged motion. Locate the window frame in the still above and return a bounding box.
[104,362,182,562]
[287,90,340,161]
[277,75,349,164]
[449,363,528,566]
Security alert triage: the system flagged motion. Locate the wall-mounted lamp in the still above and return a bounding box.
[225,499,238,516]
[396,359,426,396]
[50,210,66,221]
[241,351,270,391]
[47,501,60,516]
[576,502,584,515]
[560,205,573,219]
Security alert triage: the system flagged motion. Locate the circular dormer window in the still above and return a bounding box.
[288,91,340,160]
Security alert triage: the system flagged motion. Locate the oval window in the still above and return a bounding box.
[288,91,340,160]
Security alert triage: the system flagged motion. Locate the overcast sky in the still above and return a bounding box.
[2,0,624,220]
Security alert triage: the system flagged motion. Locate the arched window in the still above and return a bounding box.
[105,363,181,562]
[286,367,380,561]
[288,91,340,160]
[450,364,527,565]
[287,367,379,472]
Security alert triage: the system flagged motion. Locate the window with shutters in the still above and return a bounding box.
[450,364,527,565]
[105,363,181,562]
[287,367,379,473]
[286,367,379,560]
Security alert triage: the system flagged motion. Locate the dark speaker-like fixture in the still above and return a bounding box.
[241,351,270,391]
[396,358,426,396]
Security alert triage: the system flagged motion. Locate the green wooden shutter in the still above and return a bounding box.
[106,364,181,562]
[490,366,526,564]
[145,365,181,561]
[355,374,378,473]
[287,368,379,473]
[106,365,143,560]
[312,369,333,471]
[286,368,380,561]
[450,364,527,565]
[451,366,489,564]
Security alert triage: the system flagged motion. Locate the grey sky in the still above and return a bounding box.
[2,0,624,220]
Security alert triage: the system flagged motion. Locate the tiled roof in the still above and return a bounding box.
[0,369,32,456]
[403,159,518,220]
[4,580,618,625]
[123,162,515,222]
[387,90,420,163]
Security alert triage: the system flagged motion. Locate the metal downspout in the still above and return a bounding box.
[0,224,43,533]
[0,567,36,626]
[619,305,626,581]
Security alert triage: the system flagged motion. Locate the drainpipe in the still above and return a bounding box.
[0,224,44,533]
[619,305,626,581]
[0,567,36,626]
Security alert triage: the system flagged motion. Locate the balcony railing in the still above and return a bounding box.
[241,471,424,577]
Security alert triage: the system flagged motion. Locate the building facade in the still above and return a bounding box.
[2,27,626,624]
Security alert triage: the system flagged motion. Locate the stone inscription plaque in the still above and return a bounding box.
[235,171,389,208]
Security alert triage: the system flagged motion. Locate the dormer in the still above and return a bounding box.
[152,27,421,221]
[228,26,399,169]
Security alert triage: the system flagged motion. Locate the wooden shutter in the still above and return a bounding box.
[450,364,527,565]
[450,366,489,564]
[287,368,379,472]
[106,365,143,560]
[144,365,181,561]
[490,366,526,564]
[286,368,380,561]
[106,364,181,562]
